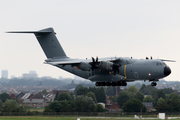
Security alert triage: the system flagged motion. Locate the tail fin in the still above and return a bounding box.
[7,27,67,59]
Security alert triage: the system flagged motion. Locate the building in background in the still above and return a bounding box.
[22,71,38,79]
[1,70,8,79]
[10,75,16,79]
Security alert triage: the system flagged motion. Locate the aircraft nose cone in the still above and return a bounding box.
[164,66,171,76]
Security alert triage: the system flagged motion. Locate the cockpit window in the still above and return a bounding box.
[157,63,160,66]
[156,63,166,66]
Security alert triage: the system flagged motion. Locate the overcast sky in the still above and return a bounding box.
[0,0,179,81]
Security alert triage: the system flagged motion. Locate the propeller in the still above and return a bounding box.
[112,64,121,75]
[90,57,99,70]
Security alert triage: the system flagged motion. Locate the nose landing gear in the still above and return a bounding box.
[151,82,157,86]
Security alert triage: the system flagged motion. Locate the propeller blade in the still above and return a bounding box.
[90,56,100,70]
[112,64,121,75]
[96,56,98,63]
[92,57,95,63]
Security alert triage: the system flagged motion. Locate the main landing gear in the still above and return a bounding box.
[151,82,157,86]
[95,81,127,86]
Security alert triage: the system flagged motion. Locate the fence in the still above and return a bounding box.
[0,112,180,117]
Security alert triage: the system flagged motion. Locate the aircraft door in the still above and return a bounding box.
[134,72,139,78]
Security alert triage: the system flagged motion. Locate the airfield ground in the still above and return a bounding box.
[0,116,180,120]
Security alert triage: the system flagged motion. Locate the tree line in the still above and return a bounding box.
[45,91,106,112]
[0,83,179,113]
[0,93,28,112]
[46,84,177,113]
[109,84,179,112]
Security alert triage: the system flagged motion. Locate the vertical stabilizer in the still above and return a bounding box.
[7,28,67,59]
[34,28,67,58]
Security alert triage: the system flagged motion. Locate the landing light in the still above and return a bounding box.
[149,73,151,76]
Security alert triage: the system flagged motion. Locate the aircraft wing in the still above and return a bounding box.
[45,59,81,65]
[45,57,120,65]
[159,59,176,62]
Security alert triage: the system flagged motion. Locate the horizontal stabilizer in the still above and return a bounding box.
[7,31,51,34]
[6,27,54,34]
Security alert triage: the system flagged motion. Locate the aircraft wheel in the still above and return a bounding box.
[123,82,127,86]
[112,82,117,86]
[151,82,157,86]
[95,82,100,86]
[151,82,154,86]
[122,81,127,86]
[101,82,105,86]
[117,82,122,86]
[106,82,111,86]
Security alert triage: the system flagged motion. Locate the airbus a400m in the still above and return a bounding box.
[8,28,174,86]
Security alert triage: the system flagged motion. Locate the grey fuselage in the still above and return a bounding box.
[54,57,170,82]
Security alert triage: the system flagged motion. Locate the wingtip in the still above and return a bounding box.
[160,59,176,62]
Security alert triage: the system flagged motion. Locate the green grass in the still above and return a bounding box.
[29,108,44,112]
[0,116,179,120]
[0,117,76,120]
[0,116,176,120]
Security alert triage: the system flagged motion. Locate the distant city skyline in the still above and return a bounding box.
[1,69,77,79]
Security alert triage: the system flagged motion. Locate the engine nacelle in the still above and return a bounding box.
[77,62,91,71]
[99,61,113,71]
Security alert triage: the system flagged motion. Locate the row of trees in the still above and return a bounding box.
[45,92,106,112]
[109,84,178,112]
[0,83,178,113]
[115,86,146,112]
[0,93,28,112]
[73,84,178,112]
[156,93,180,112]
[47,84,168,112]
[0,99,28,112]
[75,85,106,103]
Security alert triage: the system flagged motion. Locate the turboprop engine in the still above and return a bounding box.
[99,61,121,75]
[77,62,91,71]
[99,61,113,71]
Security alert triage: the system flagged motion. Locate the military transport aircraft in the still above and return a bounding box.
[7,28,174,86]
